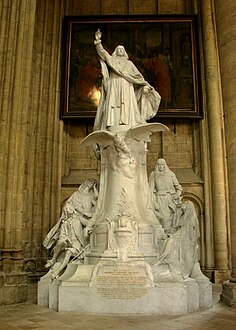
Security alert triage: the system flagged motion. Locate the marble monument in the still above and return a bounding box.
[38,29,212,314]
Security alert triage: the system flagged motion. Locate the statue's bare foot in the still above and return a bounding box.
[49,272,59,282]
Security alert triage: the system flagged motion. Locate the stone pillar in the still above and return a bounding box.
[0,0,65,303]
[200,0,230,282]
[0,0,37,304]
[214,0,236,306]
[17,0,64,277]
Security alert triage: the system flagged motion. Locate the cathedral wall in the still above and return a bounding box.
[0,0,231,304]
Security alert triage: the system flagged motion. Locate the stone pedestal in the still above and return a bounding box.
[196,278,212,308]
[85,222,161,265]
[220,281,236,307]
[0,272,28,305]
[38,123,213,314]
[38,261,212,314]
[38,261,80,308]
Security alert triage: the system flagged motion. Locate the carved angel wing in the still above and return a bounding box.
[125,123,169,141]
[80,130,115,147]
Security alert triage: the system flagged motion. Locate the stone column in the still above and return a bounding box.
[19,0,65,274]
[200,0,230,282]
[214,0,236,306]
[0,0,37,304]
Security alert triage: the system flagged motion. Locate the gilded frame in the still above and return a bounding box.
[60,15,202,119]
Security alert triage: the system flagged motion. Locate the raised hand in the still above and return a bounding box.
[95,29,102,41]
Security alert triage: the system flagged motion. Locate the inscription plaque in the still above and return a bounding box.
[95,264,149,299]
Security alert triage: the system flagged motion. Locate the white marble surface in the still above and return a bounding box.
[38,31,212,315]
[39,261,212,314]
[197,279,213,308]
[58,279,202,314]
[48,280,60,311]
[37,276,50,307]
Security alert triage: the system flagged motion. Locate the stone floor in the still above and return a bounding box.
[0,283,235,330]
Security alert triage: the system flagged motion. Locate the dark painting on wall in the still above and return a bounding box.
[60,15,202,119]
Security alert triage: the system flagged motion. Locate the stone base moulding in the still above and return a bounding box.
[38,261,212,314]
[220,280,236,307]
[0,272,28,305]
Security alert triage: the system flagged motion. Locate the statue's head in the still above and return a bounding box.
[112,45,129,59]
[79,178,97,192]
[156,158,166,172]
[86,178,97,189]
[64,203,75,216]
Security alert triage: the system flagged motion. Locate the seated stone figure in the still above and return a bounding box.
[43,179,98,279]
[149,158,207,281]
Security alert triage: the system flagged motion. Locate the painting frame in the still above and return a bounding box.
[60,15,202,119]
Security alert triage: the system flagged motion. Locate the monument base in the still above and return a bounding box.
[220,280,236,307]
[38,260,212,314]
[0,271,28,305]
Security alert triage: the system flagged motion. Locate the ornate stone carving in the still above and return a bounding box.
[93,29,161,130]
[149,158,208,282]
[42,179,98,279]
[39,30,211,314]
